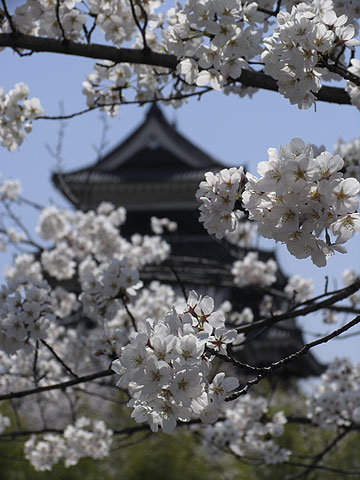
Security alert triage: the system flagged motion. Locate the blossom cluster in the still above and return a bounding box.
[1,179,360,474]
[0,342,90,474]
[9,0,163,47]
[346,58,360,109]
[5,253,43,285]
[80,0,167,112]
[166,0,264,91]
[112,290,239,433]
[80,257,141,324]
[34,202,170,281]
[0,0,357,130]
[165,0,357,101]
[231,251,277,288]
[196,167,245,239]
[24,417,113,471]
[202,394,290,464]
[88,281,183,365]
[0,278,54,354]
[151,216,178,235]
[308,358,360,429]
[6,0,168,115]
[0,0,358,135]
[0,199,173,363]
[331,0,360,24]
[242,138,360,267]
[0,83,43,151]
[10,0,87,41]
[82,60,170,115]
[0,178,21,201]
[335,135,360,180]
[262,1,360,109]
[0,321,89,422]
[108,281,180,331]
[50,286,79,319]
[224,211,256,248]
[0,414,10,434]
[284,275,314,303]
[229,306,254,327]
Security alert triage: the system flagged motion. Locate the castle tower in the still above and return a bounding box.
[53,104,324,378]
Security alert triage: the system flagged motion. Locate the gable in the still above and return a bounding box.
[97,107,222,172]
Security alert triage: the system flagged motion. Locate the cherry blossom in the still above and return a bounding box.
[202,394,290,464]
[284,275,314,303]
[196,167,245,239]
[111,290,239,433]
[24,417,113,471]
[0,178,21,201]
[308,358,360,429]
[0,0,360,474]
[231,251,277,288]
[241,138,360,266]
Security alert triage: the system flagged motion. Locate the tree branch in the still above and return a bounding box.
[0,369,114,402]
[40,340,79,379]
[285,461,360,476]
[206,347,265,374]
[226,314,360,401]
[0,33,352,106]
[0,33,177,68]
[237,279,360,334]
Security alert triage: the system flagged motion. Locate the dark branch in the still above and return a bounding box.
[0,33,177,68]
[226,314,360,401]
[0,369,114,402]
[36,87,212,120]
[0,0,16,33]
[55,0,66,42]
[121,298,138,332]
[40,340,79,379]
[206,347,265,374]
[0,33,352,106]
[237,278,360,334]
[128,0,149,51]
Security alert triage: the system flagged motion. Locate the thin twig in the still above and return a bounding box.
[226,314,360,401]
[37,88,213,121]
[33,341,39,386]
[237,279,360,334]
[285,429,350,480]
[41,340,79,379]
[0,369,114,402]
[121,298,138,332]
[2,201,43,249]
[0,0,16,33]
[285,461,360,476]
[55,0,66,41]
[169,266,187,301]
[206,347,265,374]
[72,387,128,405]
[128,0,149,51]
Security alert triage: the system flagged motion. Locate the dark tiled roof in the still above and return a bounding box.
[55,167,214,184]
[53,104,224,196]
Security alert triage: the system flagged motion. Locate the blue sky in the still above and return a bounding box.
[1,40,360,364]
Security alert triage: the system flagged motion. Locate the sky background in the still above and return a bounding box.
[1,5,360,366]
